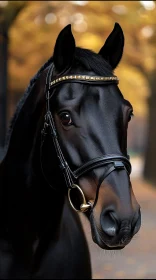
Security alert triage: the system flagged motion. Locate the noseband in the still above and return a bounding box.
[41,64,132,213]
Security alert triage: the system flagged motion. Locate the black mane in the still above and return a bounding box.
[4,57,53,154]
[75,47,114,76]
[4,47,114,155]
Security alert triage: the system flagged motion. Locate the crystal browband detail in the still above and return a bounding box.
[50,75,119,87]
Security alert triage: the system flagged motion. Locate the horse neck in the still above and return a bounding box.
[0,71,65,241]
[30,122,66,237]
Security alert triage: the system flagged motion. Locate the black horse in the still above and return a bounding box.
[0,23,141,279]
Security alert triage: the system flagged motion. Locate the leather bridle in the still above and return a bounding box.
[41,64,132,213]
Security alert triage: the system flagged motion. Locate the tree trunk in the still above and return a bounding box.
[0,29,8,150]
[143,68,156,185]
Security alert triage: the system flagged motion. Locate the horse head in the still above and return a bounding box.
[40,23,141,250]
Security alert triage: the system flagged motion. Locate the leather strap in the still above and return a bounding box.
[73,155,131,178]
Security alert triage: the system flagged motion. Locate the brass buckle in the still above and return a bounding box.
[68,184,91,213]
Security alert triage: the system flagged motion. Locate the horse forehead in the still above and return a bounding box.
[55,82,121,109]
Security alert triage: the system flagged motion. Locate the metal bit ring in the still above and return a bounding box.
[68,184,91,213]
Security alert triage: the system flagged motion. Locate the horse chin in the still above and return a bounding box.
[89,212,125,251]
[92,235,125,250]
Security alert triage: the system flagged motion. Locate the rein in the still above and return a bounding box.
[40,64,132,213]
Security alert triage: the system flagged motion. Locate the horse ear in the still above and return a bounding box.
[53,24,75,73]
[99,23,124,69]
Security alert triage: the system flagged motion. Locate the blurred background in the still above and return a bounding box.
[0,1,156,278]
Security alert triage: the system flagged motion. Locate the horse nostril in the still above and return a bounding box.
[101,210,118,237]
[133,209,141,235]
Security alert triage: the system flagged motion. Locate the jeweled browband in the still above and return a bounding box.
[50,75,119,87]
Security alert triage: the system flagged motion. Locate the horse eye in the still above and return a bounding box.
[59,112,73,126]
[128,112,134,122]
